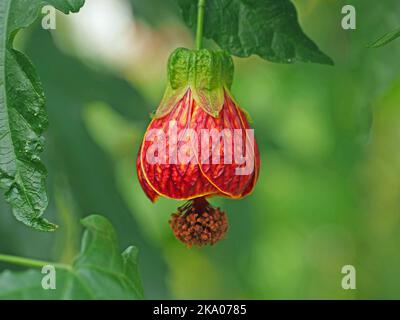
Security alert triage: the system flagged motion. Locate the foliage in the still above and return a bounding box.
[177,0,333,64]
[0,215,144,299]
[0,0,85,230]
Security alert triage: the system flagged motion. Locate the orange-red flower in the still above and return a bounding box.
[137,89,260,202]
[136,48,260,246]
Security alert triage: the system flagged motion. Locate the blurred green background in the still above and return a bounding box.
[1,0,400,299]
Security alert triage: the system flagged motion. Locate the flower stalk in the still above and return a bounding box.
[196,0,206,50]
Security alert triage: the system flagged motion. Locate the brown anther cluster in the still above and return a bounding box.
[169,198,228,247]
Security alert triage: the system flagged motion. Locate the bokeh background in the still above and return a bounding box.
[1,0,400,299]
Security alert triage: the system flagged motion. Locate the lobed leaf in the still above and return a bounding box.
[0,0,85,230]
[0,215,144,299]
[177,0,333,65]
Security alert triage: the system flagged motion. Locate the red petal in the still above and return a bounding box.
[139,91,219,200]
[136,148,159,202]
[198,92,258,198]
[240,123,260,197]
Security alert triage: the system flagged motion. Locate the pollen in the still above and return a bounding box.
[169,197,228,247]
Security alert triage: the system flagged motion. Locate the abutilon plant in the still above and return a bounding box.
[136,1,260,247]
[136,48,260,247]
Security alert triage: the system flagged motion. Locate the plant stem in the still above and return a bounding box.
[196,0,206,50]
[0,254,70,270]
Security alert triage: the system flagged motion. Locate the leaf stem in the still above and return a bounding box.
[196,0,206,50]
[0,254,70,270]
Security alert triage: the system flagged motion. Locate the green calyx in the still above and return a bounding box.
[155,48,234,118]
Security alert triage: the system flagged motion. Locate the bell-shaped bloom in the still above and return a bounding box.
[136,48,260,246]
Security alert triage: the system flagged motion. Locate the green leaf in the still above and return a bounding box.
[0,215,145,299]
[368,27,400,48]
[176,0,333,65]
[0,0,85,231]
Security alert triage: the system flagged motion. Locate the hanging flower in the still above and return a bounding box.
[137,48,260,247]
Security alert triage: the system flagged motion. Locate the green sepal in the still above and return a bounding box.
[155,48,234,118]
